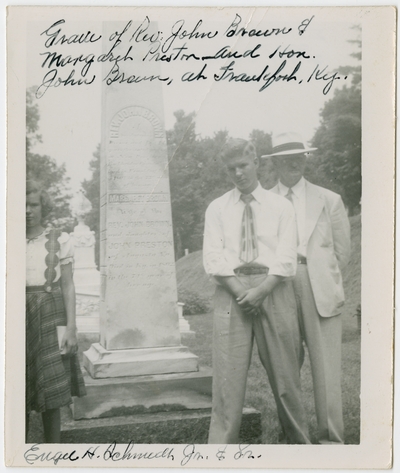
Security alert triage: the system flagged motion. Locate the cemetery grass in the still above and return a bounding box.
[184,215,361,444]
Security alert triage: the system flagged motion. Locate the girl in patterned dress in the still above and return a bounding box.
[26,180,86,443]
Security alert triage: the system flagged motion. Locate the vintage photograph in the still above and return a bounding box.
[6,5,395,468]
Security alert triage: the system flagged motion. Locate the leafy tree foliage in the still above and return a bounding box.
[167,111,231,257]
[81,145,101,267]
[308,87,361,215]
[249,129,275,190]
[26,86,41,153]
[308,27,361,215]
[26,88,73,230]
[249,129,273,158]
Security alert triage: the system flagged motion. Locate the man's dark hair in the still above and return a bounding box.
[221,139,257,162]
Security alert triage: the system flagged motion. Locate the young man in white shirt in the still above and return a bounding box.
[266,132,351,444]
[203,139,310,444]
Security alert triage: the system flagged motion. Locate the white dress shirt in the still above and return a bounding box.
[277,177,307,257]
[203,183,297,277]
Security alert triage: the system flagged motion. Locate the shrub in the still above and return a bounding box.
[180,291,212,315]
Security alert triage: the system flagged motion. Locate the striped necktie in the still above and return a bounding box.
[239,193,258,263]
[285,188,299,246]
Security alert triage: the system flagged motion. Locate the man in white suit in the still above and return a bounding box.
[264,132,351,444]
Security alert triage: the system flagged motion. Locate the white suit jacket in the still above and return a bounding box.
[270,180,351,317]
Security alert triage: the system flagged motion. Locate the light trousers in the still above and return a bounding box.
[208,274,310,444]
[293,265,344,444]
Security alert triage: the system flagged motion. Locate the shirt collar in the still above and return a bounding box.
[233,182,263,204]
[278,176,306,199]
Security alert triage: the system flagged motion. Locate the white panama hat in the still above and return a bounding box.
[261,132,317,158]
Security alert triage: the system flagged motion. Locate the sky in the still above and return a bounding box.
[26,11,359,192]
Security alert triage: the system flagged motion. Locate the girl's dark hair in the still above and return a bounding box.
[26,180,53,218]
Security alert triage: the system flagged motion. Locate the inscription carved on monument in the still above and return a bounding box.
[100,105,180,350]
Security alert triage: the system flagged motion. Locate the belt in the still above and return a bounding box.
[26,281,60,293]
[234,266,268,275]
[297,256,307,265]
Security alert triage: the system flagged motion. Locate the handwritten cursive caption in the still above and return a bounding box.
[34,14,348,99]
[24,442,263,466]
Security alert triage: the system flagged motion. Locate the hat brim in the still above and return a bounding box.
[261,147,317,158]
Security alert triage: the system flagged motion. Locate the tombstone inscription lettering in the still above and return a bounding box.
[101,105,180,350]
[83,21,198,378]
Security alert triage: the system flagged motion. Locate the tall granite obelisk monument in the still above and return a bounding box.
[83,21,198,377]
[68,22,258,440]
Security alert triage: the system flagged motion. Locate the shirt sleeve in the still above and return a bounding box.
[59,232,74,265]
[203,201,236,277]
[268,200,297,277]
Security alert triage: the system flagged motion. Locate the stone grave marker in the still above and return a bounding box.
[83,20,198,378]
[70,22,259,442]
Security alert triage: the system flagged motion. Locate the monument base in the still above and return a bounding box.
[72,367,212,420]
[61,407,262,444]
[83,343,199,379]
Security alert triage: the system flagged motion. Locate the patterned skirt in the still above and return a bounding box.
[26,287,86,413]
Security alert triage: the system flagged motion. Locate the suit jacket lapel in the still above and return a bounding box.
[305,181,325,243]
[270,181,325,243]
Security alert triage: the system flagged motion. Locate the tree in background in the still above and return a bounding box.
[81,144,101,268]
[26,87,41,152]
[249,129,275,190]
[26,87,74,230]
[167,111,231,257]
[167,110,199,257]
[308,26,361,215]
